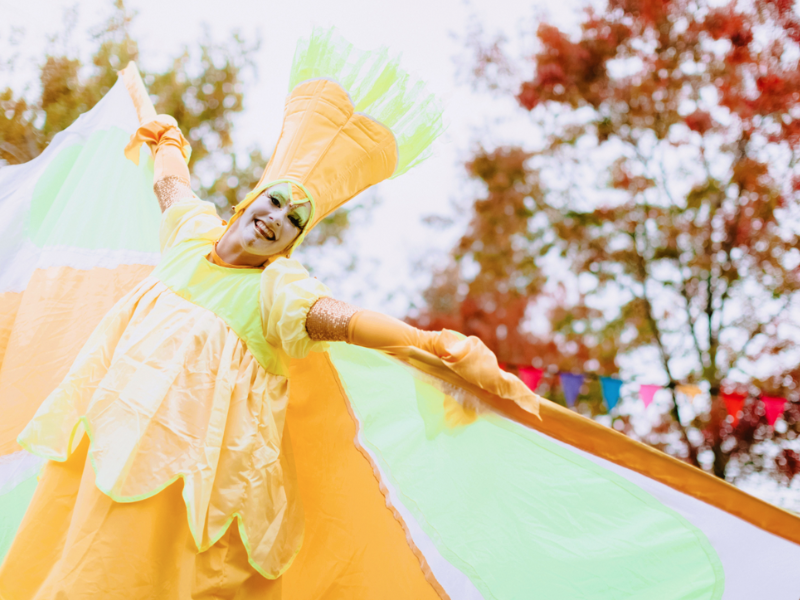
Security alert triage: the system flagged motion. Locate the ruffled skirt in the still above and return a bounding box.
[16,276,302,579]
[0,437,281,599]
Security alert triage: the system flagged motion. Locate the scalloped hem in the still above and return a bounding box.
[18,415,300,580]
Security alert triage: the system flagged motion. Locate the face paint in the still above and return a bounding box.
[229,183,311,259]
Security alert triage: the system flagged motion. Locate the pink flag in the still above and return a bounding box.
[639,384,661,408]
[762,396,787,427]
[518,367,543,391]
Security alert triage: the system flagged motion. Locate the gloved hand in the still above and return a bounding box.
[124,115,192,181]
[347,311,540,416]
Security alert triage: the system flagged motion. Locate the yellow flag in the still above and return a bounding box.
[676,384,703,400]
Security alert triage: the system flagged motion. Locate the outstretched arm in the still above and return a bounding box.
[125,115,193,212]
[305,297,540,415]
[305,297,440,351]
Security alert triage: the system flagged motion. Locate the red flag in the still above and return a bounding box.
[722,393,747,426]
[762,396,787,427]
[639,384,660,408]
[518,367,543,391]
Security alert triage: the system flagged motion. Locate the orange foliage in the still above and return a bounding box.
[422,0,800,482]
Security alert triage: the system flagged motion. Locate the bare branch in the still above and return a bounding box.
[629,228,699,466]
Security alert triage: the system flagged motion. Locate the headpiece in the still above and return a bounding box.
[225,28,444,254]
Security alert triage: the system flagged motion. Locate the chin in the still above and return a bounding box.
[251,239,287,258]
[245,241,274,256]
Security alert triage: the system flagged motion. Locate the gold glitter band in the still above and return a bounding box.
[306,297,360,342]
[153,175,193,212]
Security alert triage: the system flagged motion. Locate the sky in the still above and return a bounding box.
[0,0,584,314]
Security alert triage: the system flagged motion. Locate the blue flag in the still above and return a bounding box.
[559,373,585,407]
[600,377,623,411]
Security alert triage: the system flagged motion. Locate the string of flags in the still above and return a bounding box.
[507,365,790,427]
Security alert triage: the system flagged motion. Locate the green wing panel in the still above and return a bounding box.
[328,343,724,600]
[26,127,160,253]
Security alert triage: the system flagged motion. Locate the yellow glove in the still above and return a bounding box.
[346,310,442,354]
[347,311,540,417]
[123,115,192,182]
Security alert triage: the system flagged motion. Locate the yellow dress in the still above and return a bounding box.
[4,195,331,597]
[1,29,453,599]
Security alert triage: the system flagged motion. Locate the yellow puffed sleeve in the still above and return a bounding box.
[159,196,226,253]
[261,258,332,359]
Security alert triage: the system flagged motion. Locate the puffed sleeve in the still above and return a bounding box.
[260,257,332,359]
[159,196,226,253]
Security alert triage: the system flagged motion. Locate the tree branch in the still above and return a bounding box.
[728,296,792,371]
[629,227,700,466]
[679,277,707,369]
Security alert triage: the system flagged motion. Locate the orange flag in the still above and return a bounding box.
[676,384,702,401]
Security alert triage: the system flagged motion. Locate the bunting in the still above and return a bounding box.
[676,384,703,401]
[508,364,793,426]
[762,396,787,427]
[558,373,584,408]
[599,377,623,411]
[722,393,747,426]
[517,367,543,392]
[639,384,661,408]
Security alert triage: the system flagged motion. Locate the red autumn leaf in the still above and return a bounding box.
[685,110,714,134]
[447,0,800,484]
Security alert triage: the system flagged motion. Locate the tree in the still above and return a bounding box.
[409,147,620,414]
[0,0,363,241]
[1,1,260,209]
[415,0,800,484]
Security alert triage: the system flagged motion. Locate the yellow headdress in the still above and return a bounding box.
[226,28,444,253]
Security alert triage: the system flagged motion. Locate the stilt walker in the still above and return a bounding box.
[0,28,799,600]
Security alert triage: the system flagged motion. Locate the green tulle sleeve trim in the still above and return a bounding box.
[289,27,444,178]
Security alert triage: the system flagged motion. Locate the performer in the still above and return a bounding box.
[0,29,533,599]
[4,27,797,600]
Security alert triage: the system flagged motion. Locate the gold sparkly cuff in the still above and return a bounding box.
[153,175,193,211]
[306,297,360,342]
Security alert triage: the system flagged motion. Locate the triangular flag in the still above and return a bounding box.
[722,393,747,426]
[518,367,543,392]
[639,384,661,408]
[762,396,787,427]
[559,373,585,407]
[600,377,623,411]
[676,384,702,400]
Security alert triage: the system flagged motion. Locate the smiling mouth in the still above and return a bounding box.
[254,219,276,241]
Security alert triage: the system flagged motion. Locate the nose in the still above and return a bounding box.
[266,206,288,226]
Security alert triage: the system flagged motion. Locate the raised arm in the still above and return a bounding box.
[124,115,193,212]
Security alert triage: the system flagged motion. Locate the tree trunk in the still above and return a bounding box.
[711,443,729,480]
[668,389,700,467]
[708,392,730,480]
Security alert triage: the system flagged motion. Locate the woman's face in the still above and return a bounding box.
[235,183,311,257]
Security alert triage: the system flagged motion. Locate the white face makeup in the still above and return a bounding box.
[228,183,312,260]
